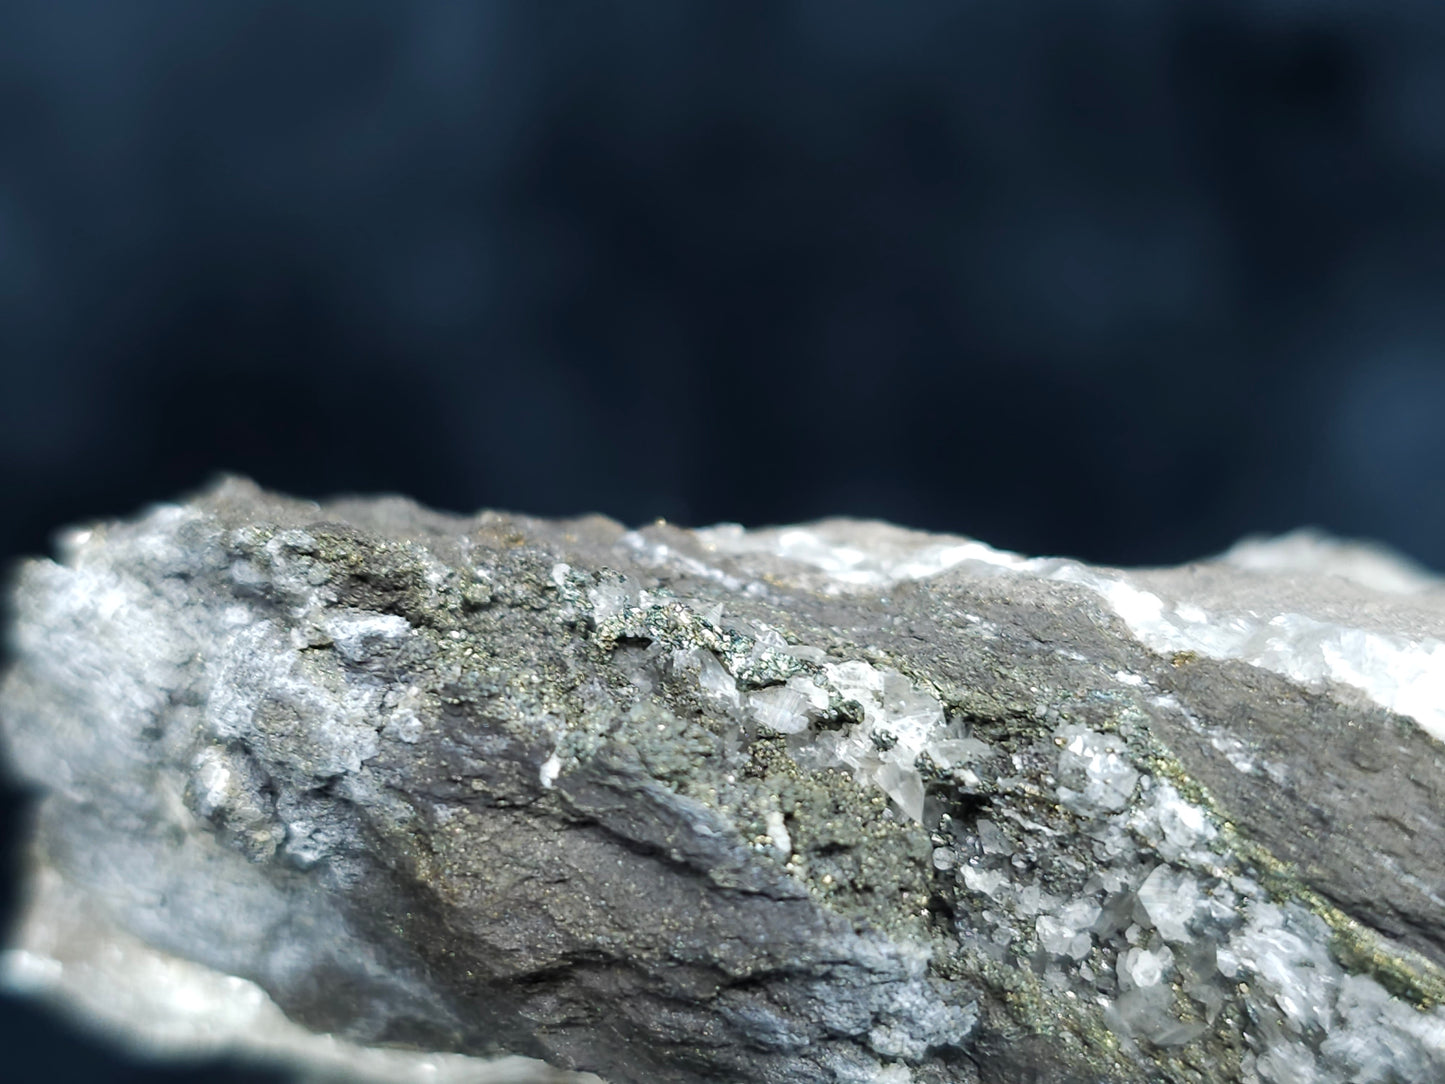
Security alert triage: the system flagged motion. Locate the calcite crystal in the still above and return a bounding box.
[3,477,1445,1083]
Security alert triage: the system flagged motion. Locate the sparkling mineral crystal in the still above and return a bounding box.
[4,477,1445,1083]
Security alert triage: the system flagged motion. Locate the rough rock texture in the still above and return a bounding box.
[4,477,1445,1083]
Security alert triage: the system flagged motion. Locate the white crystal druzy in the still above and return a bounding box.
[699,521,1445,742]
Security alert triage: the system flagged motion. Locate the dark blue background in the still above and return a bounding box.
[2,2,1444,1080]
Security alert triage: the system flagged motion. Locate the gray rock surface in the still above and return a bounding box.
[4,477,1445,1083]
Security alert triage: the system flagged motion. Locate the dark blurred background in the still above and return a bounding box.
[2,1,1444,1079]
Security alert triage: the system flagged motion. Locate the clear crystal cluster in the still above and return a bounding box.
[585,574,983,825]
[1013,721,1445,1081]
[699,523,1445,742]
[614,523,1445,1083]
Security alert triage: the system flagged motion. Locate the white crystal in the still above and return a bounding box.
[1136,865,1201,944]
[748,683,816,734]
[1119,945,1174,989]
[961,865,1010,899]
[1061,897,1102,928]
[826,658,886,703]
[1216,902,1337,1035]
[1013,884,1057,916]
[923,736,990,768]
[876,759,925,823]
[764,809,791,857]
[1036,897,1100,960]
[1223,528,1438,594]
[693,521,1031,588]
[322,611,412,665]
[1252,1042,1320,1084]
[696,649,741,709]
[781,658,952,822]
[1129,782,1215,861]
[1203,881,1238,924]
[699,521,1445,743]
[586,579,631,622]
[1056,725,1139,814]
[1321,972,1445,1080]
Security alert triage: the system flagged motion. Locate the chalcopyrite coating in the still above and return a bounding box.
[3,477,1445,1083]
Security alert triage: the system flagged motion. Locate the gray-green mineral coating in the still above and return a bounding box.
[3,478,1445,1083]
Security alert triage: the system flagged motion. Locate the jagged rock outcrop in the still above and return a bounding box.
[3,477,1445,1083]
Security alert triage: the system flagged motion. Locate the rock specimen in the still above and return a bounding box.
[4,476,1445,1083]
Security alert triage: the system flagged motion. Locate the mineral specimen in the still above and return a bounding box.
[3,477,1445,1083]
